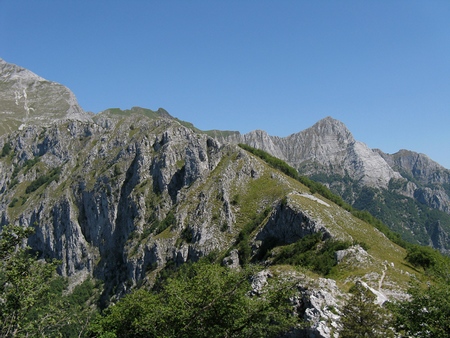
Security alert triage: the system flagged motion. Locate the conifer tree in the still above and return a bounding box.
[339,281,393,338]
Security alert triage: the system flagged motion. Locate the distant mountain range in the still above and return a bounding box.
[214,119,450,252]
[0,58,447,337]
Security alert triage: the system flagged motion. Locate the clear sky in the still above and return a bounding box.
[1,1,449,168]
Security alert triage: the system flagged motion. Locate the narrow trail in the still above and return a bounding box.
[378,263,387,290]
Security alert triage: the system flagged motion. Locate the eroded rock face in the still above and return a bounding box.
[218,117,402,188]
[216,117,450,252]
[0,58,92,135]
[0,59,419,336]
[379,149,450,214]
[256,197,331,244]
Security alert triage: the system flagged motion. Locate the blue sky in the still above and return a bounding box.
[1,1,449,168]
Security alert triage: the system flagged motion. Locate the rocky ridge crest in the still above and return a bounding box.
[0,58,425,337]
[0,58,92,137]
[216,117,450,252]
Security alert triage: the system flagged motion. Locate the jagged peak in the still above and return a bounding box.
[0,58,92,132]
[290,116,355,146]
[246,129,270,137]
[0,57,47,83]
[392,149,448,172]
[310,116,352,134]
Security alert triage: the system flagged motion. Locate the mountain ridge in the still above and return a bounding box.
[215,118,450,252]
[0,58,92,136]
[0,58,447,337]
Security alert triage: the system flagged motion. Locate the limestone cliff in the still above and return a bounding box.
[0,59,425,337]
[216,117,450,252]
[0,58,92,137]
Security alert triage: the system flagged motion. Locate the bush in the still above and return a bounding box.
[406,244,438,269]
[89,261,298,338]
[1,143,12,157]
[25,167,61,194]
[391,281,450,337]
[272,233,352,275]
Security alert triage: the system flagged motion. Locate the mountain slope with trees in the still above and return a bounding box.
[1,58,450,337]
[216,118,450,253]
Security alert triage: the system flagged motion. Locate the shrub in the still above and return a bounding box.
[25,167,61,194]
[1,143,12,157]
[272,233,352,275]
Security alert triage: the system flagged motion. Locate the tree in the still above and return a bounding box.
[0,224,97,337]
[0,225,60,336]
[90,260,298,338]
[339,281,394,338]
[392,281,450,337]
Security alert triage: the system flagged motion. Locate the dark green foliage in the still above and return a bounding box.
[405,244,450,282]
[8,165,21,189]
[24,156,40,172]
[352,185,450,248]
[340,282,394,337]
[180,226,193,243]
[8,197,19,208]
[8,178,19,189]
[0,225,61,337]
[148,210,176,235]
[391,281,450,337]
[254,236,280,261]
[113,164,121,176]
[390,242,450,336]
[0,225,99,338]
[239,143,298,178]
[1,142,12,157]
[90,260,298,338]
[25,166,61,194]
[271,233,352,275]
[406,244,439,269]
[231,193,240,205]
[236,207,271,265]
[68,279,96,306]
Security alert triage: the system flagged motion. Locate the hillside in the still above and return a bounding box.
[216,117,450,253]
[0,58,446,337]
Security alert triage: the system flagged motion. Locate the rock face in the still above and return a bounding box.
[218,117,402,188]
[0,59,424,337]
[216,117,450,252]
[377,149,450,213]
[0,58,92,136]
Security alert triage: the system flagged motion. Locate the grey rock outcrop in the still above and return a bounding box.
[0,59,427,336]
[378,149,450,213]
[216,117,450,252]
[218,117,402,188]
[0,58,92,136]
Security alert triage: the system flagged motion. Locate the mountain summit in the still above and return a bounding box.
[0,58,91,136]
[1,58,449,338]
[216,117,450,252]
[218,116,402,188]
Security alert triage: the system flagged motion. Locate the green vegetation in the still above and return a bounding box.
[388,240,450,337]
[238,144,409,249]
[270,233,353,276]
[1,142,12,157]
[340,282,394,338]
[236,207,271,265]
[311,172,450,251]
[148,210,176,236]
[25,166,61,194]
[391,281,450,337]
[0,225,98,337]
[90,260,298,338]
[23,156,40,172]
